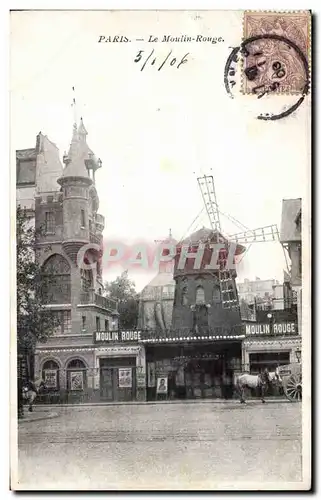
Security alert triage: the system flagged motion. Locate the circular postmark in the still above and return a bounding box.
[224,34,309,121]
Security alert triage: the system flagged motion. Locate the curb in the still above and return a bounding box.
[34,399,292,409]
[18,412,59,424]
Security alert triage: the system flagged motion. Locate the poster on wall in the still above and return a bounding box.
[119,368,132,388]
[147,362,156,387]
[70,371,84,391]
[156,376,168,394]
[44,369,57,389]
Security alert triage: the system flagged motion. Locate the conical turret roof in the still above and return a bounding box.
[60,118,101,183]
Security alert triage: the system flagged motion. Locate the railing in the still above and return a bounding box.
[79,290,118,312]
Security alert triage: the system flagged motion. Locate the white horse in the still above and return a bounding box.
[235,368,282,404]
[22,378,47,412]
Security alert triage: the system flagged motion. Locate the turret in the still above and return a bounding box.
[57,120,95,263]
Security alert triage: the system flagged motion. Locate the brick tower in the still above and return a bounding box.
[171,228,245,334]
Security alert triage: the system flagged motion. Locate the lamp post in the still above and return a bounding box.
[295,346,302,363]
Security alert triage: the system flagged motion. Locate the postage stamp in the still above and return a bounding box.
[242,11,311,95]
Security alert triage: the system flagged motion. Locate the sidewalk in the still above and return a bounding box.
[18,410,59,424]
[35,397,291,409]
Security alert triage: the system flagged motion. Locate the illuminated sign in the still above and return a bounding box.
[94,330,141,343]
[245,322,297,336]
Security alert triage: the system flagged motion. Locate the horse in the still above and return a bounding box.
[235,368,282,404]
[22,378,47,412]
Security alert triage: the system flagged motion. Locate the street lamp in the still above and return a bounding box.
[295,347,302,363]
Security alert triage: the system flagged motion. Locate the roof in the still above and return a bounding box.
[16,148,37,161]
[78,117,88,136]
[181,227,246,255]
[280,199,302,243]
[60,121,94,181]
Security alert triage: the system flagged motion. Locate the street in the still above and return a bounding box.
[17,402,302,490]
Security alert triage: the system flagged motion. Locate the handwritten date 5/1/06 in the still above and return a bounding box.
[134,49,189,71]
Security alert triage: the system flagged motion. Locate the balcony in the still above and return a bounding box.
[95,213,105,232]
[79,290,118,313]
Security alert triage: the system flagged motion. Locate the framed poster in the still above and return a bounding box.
[147,362,156,387]
[118,368,132,388]
[44,369,57,389]
[156,376,168,394]
[70,371,84,391]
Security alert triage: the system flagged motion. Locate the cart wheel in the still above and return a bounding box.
[285,373,302,402]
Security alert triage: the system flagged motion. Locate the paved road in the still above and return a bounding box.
[17,402,302,490]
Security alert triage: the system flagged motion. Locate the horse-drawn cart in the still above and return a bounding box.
[278,363,302,402]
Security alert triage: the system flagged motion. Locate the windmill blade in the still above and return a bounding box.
[227,225,280,245]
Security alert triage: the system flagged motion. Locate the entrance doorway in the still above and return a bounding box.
[99,357,136,402]
[185,357,225,398]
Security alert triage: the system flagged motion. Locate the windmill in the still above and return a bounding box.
[196,174,282,311]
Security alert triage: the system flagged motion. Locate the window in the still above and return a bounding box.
[41,254,71,304]
[42,360,59,389]
[249,352,290,374]
[105,319,109,331]
[52,310,71,335]
[96,316,101,331]
[81,269,93,291]
[81,210,86,228]
[82,316,86,331]
[212,285,221,303]
[45,212,55,233]
[195,286,205,305]
[67,359,87,391]
[63,311,71,333]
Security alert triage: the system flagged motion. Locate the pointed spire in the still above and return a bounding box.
[60,121,91,181]
[78,117,88,141]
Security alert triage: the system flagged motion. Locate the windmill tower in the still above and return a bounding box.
[171,174,279,335]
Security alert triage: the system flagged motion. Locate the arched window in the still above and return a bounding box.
[42,360,60,390]
[195,285,205,305]
[181,286,188,306]
[67,359,87,391]
[42,254,71,304]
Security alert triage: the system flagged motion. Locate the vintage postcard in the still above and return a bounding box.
[10,9,311,491]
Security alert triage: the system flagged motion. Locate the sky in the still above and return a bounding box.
[10,10,309,292]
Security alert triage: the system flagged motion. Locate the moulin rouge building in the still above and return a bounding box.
[17,122,300,403]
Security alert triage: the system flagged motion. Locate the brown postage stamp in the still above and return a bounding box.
[242,11,311,95]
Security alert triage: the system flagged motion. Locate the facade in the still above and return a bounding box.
[143,228,246,400]
[242,309,300,376]
[17,123,146,402]
[241,199,302,375]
